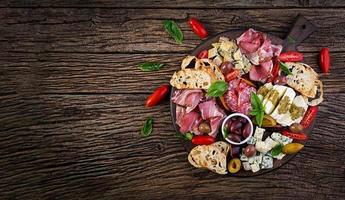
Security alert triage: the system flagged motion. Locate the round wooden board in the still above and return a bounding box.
[170,29,316,176]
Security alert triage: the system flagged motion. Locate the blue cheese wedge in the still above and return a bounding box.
[255,141,270,154]
[254,127,265,141]
[240,154,249,162]
[250,163,260,173]
[247,136,257,145]
[261,156,273,169]
[271,132,282,142]
[280,135,293,145]
[271,87,296,126]
[248,156,256,164]
[263,85,287,115]
[254,154,263,164]
[243,162,251,171]
[264,137,278,150]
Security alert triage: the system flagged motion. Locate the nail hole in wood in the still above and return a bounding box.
[302,24,306,29]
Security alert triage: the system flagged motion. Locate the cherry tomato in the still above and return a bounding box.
[300,106,318,128]
[319,48,330,73]
[191,135,215,145]
[188,18,208,39]
[278,51,304,62]
[197,50,208,59]
[225,69,241,82]
[145,85,170,107]
[282,130,308,141]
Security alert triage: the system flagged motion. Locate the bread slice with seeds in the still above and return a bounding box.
[170,68,214,90]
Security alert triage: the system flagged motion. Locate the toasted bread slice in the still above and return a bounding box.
[188,141,230,175]
[170,68,214,90]
[285,62,319,98]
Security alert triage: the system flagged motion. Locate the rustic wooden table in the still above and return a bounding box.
[1,1,345,199]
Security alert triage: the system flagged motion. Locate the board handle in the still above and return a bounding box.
[283,14,317,51]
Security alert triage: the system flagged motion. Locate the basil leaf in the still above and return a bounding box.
[163,20,183,45]
[207,81,228,97]
[176,132,193,140]
[271,144,284,157]
[251,92,260,109]
[287,35,296,44]
[279,62,292,75]
[140,117,153,137]
[256,111,264,127]
[139,62,164,72]
[223,127,229,138]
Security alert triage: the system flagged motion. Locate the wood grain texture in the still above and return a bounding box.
[0,94,344,199]
[1,8,345,53]
[1,52,344,94]
[2,0,345,8]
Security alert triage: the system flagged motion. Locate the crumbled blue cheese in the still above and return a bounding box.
[273,152,286,160]
[247,136,257,145]
[254,127,265,140]
[271,132,282,142]
[248,156,256,164]
[240,154,249,162]
[265,137,278,150]
[254,154,263,164]
[250,163,260,173]
[242,162,251,171]
[255,141,270,154]
[280,135,293,145]
[261,156,273,169]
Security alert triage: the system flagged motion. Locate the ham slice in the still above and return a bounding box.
[209,117,224,138]
[179,111,200,133]
[198,99,225,120]
[237,29,282,82]
[172,89,204,113]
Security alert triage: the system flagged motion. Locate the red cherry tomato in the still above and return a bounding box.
[300,106,318,128]
[282,130,308,141]
[278,51,304,62]
[191,135,215,145]
[188,18,208,39]
[145,85,170,107]
[319,48,330,73]
[225,69,241,82]
[197,50,208,59]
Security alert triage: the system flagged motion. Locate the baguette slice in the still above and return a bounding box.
[170,68,214,90]
[199,58,225,81]
[188,141,230,175]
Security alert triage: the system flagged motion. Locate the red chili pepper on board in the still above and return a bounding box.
[145,85,170,107]
[191,135,215,145]
[282,130,308,141]
[267,60,280,83]
[188,18,208,39]
[278,51,304,62]
[300,106,318,128]
[319,48,330,73]
[197,50,208,59]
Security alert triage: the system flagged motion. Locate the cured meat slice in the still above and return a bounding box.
[198,99,225,120]
[172,89,204,113]
[209,116,225,138]
[179,111,200,133]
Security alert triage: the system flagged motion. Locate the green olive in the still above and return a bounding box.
[198,122,211,134]
[289,123,304,133]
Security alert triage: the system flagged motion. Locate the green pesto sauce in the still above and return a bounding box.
[290,104,305,120]
[258,86,270,97]
[269,90,280,106]
[278,96,290,114]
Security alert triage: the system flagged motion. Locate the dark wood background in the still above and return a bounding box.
[1,0,345,199]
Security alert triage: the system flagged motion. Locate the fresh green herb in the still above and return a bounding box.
[271,143,284,157]
[163,20,183,45]
[207,81,228,97]
[250,92,265,127]
[287,35,296,44]
[139,62,164,72]
[176,132,194,140]
[223,127,229,138]
[279,62,292,75]
[140,117,153,137]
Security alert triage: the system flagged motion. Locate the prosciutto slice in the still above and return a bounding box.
[172,89,204,113]
[178,111,200,133]
[237,29,282,82]
[198,99,225,120]
[209,117,224,138]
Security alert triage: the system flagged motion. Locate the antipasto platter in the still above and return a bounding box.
[169,15,324,176]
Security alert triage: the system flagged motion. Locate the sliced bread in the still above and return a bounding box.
[170,68,214,90]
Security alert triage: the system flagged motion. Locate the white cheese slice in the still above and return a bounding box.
[258,83,273,101]
[271,87,296,126]
[250,163,260,173]
[291,95,309,124]
[263,85,287,115]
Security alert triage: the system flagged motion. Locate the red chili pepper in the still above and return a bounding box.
[300,106,318,128]
[282,130,308,141]
[225,69,240,82]
[319,48,330,73]
[145,85,170,107]
[278,51,304,62]
[197,50,208,59]
[188,18,208,39]
[191,135,215,145]
[268,60,280,83]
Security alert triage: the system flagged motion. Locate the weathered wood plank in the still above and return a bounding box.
[0,94,344,199]
[1,52,344,94]
[1,8,345,53]
[2,0,345,8]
